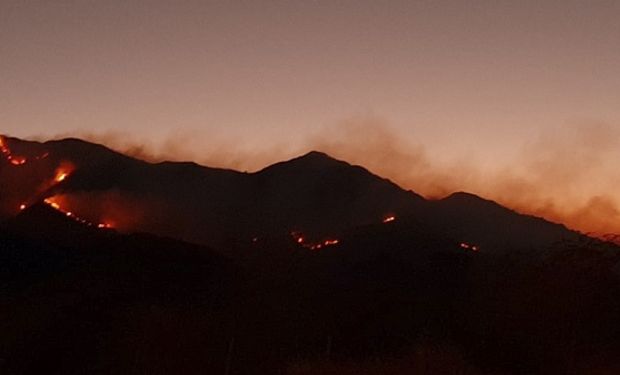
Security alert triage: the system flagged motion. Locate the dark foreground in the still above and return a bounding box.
[2,205,620,374]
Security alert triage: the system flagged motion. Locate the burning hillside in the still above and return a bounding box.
[289,231,340,250]
[0,135,110,230]
[1,135,49,166]
[41,196,113,229]
[0,135,585,253]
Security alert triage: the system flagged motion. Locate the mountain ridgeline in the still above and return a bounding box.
[1,136,578,251]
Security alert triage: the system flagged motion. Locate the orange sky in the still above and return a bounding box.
[1,1,619,235]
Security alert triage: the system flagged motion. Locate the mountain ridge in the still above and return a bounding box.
[1,135,583,251]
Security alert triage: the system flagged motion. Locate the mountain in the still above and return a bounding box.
[1,135,580,252]
[2,135,620,374]
[426,192,579,251]
[0,195,476,374]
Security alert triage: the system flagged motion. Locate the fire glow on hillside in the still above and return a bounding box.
[290,231,340,250]
[2,136,111,231]
[1,135,26,165]
[0,135,48,166]
[43,196,113,230]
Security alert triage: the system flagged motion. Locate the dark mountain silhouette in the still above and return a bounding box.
[1,135,580,252]
[1,204,244,374]
[426,192,578,251]
[2,183,620,374]
[2,135,620,374]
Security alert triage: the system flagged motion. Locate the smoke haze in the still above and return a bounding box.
[39,118,620,236]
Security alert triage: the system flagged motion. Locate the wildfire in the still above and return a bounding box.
[56,172,68,182]
[43,197,113,230]
[0,135,28,166]
[459,242,479,252]
[1,135,50,166]
[10,157,26,165]
[0,136,10,156]
[54,166,73,182]
[290,231,340,250]
[383,215,396,223]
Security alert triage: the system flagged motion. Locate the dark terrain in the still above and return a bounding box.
[1,135,620,374]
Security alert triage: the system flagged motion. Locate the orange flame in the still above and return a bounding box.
[51,162,75,185]
[43,196,113,230]
[10,156,26,165]
[383,215,396,223]
[291,231,340,250]
[0,135,29,166]
[54,168,72,182]
[0,136,9,155]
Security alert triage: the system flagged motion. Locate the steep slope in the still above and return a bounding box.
[249,151,425,236]
[426,192,581,251]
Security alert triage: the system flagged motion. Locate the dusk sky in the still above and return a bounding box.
[2,1,619,234]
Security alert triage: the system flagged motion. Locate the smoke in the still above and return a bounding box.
[488,122,620,236]
[304,116,471,198]
[307,118,620,236]
[40,118,620,236]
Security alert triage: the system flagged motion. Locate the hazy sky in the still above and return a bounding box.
[1,1,619,234]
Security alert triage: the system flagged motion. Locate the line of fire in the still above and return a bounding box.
[2,135,113,230]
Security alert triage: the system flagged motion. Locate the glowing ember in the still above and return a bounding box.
[291,231,340,250]
[383,215,396,223]
[460,242,479,252]
[44,199,61,210]
[55,171,69,182]
[19,204,26,210]
[10,157,26,165]
[0,135,28,166]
